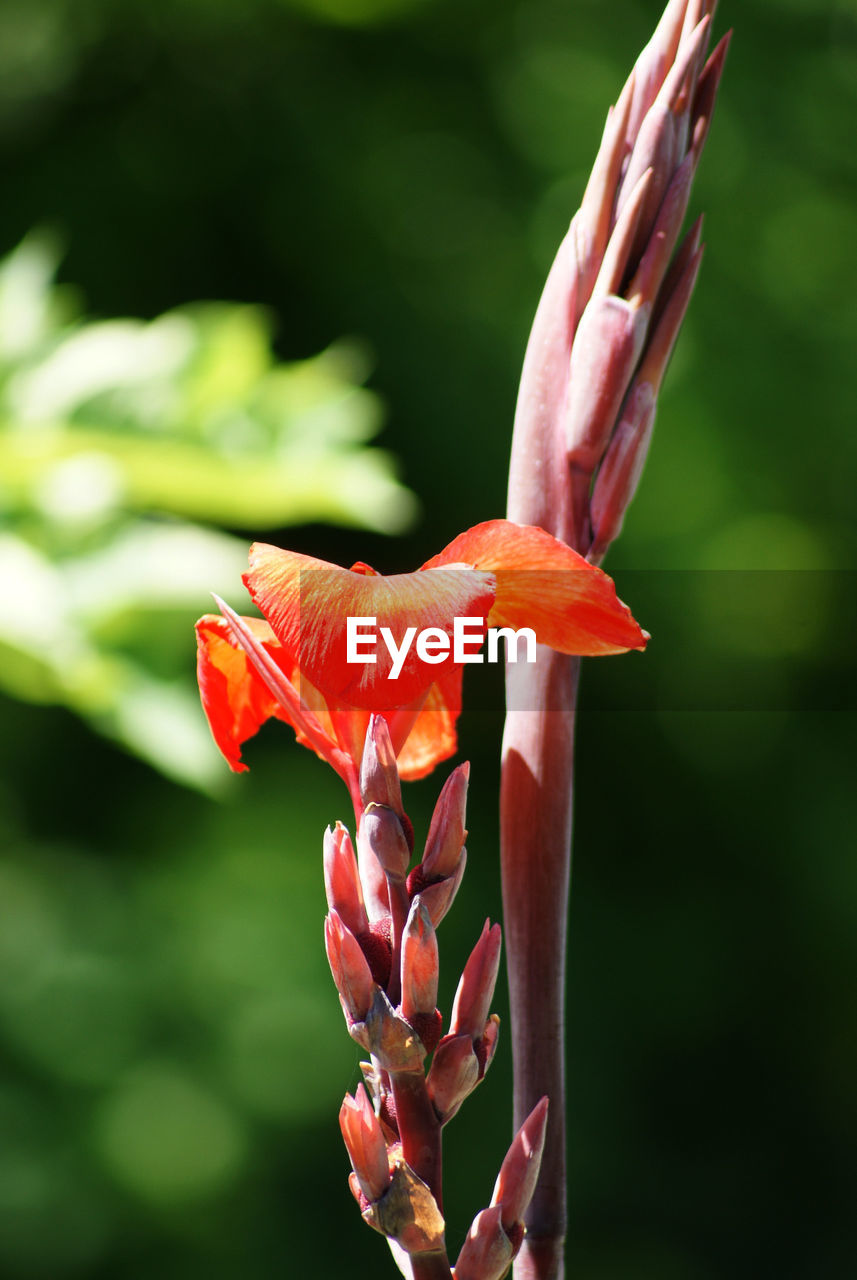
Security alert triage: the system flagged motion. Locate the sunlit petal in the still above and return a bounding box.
[394,666,462,781]
[244,542,496,709]
[195,614,289,773]
[423,519,648,655]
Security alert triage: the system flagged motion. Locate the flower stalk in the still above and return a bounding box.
[501,3,729,1277]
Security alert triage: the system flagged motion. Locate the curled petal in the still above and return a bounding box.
[425,520,648,655]
[195,613,293,772]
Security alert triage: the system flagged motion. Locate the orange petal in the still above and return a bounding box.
[197,610,363,791]
[423,519,647,655]
[210,599,363,808]
[394,666,463,781]
[244,543,496,710]
[195,614,290,772]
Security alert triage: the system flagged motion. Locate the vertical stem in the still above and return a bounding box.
[503,227,581,1279]
[501,655,579,1280]
[410,1252,454,1280]
[389,1068,444,1210]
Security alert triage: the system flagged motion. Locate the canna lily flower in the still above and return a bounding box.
[196,518,646,809]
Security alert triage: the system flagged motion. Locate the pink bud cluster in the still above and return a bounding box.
[325,716,547,1277]
[510,0,730,562]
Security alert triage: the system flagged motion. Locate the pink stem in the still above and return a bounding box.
[503,202,579,1275]
[388,1068,444,1209]
[410,1253,454,1280]
[501,655,579,1280]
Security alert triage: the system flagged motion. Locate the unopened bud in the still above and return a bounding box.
[637,240,704,394]
[360,715,405,818]
[324,910,374,1028]
[451,921,502,1041]
[356,823,390,924]
[616,15,711,260]
[453,1204,514,1280]
[588,381,656,563]
[359,803,411,883]
[564,294,648,476]
[323,822,370,939]
[491,1096,550,1235]
[591,166,653,300]
[691,33,731,160]
[628,149,696,311]
[339,1084,391,1204]
[421,762,469,880]
[400,899,439,1026]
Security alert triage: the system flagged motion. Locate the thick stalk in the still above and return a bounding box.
[502,212,580,1279]
[388,1068,444,1209]
[410,1253,454,1280]
[501,656,578,1280]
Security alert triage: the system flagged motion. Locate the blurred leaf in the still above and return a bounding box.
[0,234,417,785]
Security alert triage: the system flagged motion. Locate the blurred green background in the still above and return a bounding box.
[1,0,855,1276]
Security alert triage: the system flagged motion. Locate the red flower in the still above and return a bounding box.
[195,519,646,807]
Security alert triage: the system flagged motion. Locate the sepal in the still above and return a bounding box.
[362,1157,446,1256]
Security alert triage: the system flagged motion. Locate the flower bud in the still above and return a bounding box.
[421,762,469,880]
[450,921,502,1041]
[323,822,369,939]
[616,16,711,258]
[564,294,648,476]
[359,803,411,883]
[453,1204,514,1280]
[324,910,374,1029]
[360,714,405,818]
[339,1084,391,1204]
[589,382,656,563]
[400,899,439,1027]
[491,1096,550,1235]
[356,822,390,924]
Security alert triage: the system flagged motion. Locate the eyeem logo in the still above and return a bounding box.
[346,616,536,679]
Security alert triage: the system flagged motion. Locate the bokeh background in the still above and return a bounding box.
[1,0,855,1276]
